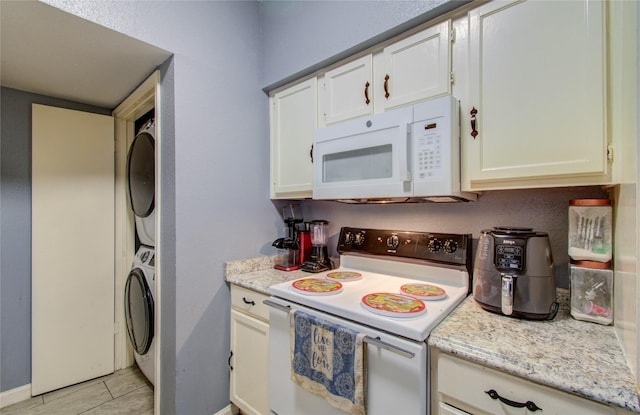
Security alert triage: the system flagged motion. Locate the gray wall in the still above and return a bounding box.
[0,87,111,391]
[304,187,610,288]
[46,2,278,414]
[40,1,280,413]
[260,0,459,88]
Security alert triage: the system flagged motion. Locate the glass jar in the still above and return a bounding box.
[570,263,613,325]
[568,199,612,263]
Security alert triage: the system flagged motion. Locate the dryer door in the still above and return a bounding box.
[127,130,155,218]
[124,268,154,355]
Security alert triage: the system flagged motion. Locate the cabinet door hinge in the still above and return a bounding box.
[450,28,456,43]
[450,71,455,84]
[607,145,614,162]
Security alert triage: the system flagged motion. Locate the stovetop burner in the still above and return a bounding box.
[290,278,343,296]
[361,292,427,317]
[269,227,473,341]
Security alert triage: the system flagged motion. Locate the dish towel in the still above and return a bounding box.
[290,310,366,415]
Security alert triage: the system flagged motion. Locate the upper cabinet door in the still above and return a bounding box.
[322,55,374,125]
[466,0,607,184]
[270,78,317,199]
[321,23,452,126]
[380,20,451,111]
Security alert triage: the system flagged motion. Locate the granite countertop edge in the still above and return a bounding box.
[429,293,640,413]
[225,255,309,295]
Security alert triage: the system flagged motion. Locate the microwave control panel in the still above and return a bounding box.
[411,95,458,194]
[414,119,444,180]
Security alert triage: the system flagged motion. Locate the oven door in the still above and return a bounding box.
[312,107,414,200]
[266,297,428,415]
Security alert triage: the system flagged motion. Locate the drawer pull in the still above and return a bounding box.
[242,297,255,306]
[485,389,541,412]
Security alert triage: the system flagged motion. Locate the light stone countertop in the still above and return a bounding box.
[225,255,310,295]
[429,290,640,412]
[225,257,639,412]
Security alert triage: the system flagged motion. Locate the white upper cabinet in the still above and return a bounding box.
[464,0,608,187]
[270,77,317,199]
[322,55,374,125]
[380,20,451,111]
[320,21,452,126]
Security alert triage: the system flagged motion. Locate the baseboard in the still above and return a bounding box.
[0,383,31,409]
[213,403,238,415]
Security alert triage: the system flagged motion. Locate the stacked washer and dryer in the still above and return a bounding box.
[124,117,156,385]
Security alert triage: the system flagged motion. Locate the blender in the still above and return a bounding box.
[301,220,334,273]
[272,204,303,271]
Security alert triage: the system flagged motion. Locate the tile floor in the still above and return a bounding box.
[0,366,153,415]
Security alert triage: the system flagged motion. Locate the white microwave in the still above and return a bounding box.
[312,95,476,203]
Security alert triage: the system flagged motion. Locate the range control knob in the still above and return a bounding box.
[386,235,400,250]
[427,238,442,253]
[444,240,458,254]
[354,232,365,246]
[343,231,354,245]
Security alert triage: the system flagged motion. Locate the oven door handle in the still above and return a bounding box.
[363,336,415,359]
[263,298,292,313]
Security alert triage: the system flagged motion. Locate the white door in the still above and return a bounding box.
[31,104,115,395]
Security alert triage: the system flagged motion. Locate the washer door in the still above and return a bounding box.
[127,130,155,218]
[124,268,154,355]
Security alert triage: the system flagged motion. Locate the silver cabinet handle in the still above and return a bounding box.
[363,336,414,359]
[263,299,291,313]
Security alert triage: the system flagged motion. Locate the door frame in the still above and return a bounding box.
[112,71,160,385]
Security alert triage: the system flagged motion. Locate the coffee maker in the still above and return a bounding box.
[272,205,303,271]
[301,220,334,273]
[473,227,559,320]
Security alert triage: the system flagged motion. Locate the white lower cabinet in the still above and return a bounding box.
[230,285,270,415]
[432,351,623,415]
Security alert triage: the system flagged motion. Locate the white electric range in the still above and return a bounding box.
[265,227,472,415]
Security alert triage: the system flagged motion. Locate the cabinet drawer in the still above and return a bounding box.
[230,285,269,322]
[437,353,615,415]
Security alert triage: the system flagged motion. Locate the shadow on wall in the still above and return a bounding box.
[301,186,610,288]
